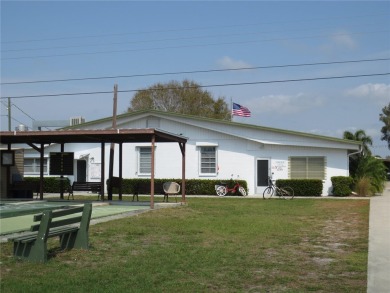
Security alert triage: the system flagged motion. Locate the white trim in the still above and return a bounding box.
[195,142,219,147]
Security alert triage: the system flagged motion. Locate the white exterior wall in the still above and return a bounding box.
[22,113,356,196]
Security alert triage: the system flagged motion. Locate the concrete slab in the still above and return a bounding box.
[367,182,390,293]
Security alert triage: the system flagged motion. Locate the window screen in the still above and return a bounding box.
[139,147,152,174]
[24,158,48,174]
[200,147,216,174]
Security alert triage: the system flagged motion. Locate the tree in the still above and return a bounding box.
[379,102,390,150]
[128,79,231,120]
[342,129,386,194]
[343,129,373,178]
[343,129,373,157]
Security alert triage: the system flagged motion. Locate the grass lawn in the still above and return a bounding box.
[0,197,369,292]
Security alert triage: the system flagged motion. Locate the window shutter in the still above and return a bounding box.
[289,156,325,179]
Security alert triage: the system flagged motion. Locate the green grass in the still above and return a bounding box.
[0,198,369,292]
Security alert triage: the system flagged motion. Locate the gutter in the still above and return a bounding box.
[348,144,363,157]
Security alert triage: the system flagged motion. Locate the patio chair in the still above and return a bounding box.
[163,182,180,202]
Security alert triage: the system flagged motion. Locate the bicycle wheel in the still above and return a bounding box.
[279,186,294,200]
[238,186,247,196]
[263,187,274,199]
[216,185,227,196]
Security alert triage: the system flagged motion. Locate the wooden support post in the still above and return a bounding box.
[101,143,105,201]
[119,143,123,200]
[60,143,64,200]
[39,144,44,200]
[150,135,155,209]
[179,142,186,204]
[6,144,11,198]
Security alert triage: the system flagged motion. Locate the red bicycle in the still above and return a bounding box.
[215,175,247,196]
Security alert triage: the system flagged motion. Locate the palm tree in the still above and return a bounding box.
[343,129,386,194]
[343,129,373,157]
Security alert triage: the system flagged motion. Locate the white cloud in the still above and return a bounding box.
[249,93,323,114]
[345,83,390,105]
[216,56,252,69]
[320,30,358,54]
[330,30,357,49]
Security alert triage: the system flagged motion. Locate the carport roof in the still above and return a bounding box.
[0,128,187,145]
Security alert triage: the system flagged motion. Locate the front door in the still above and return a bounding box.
[256,159,270,194]
[76,160,87,182]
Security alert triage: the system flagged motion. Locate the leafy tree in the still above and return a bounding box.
[128,79,231,120]
[379,102,390,150]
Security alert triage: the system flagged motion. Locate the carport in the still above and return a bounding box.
[0,128,187,208]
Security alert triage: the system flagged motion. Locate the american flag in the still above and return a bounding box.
[232,102,251,117]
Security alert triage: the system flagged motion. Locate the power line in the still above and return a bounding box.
[1,100,36,120]
[2,12,387,44]
[2,57,389,85]
[3,20,386,53]
[11,102,36,121]
[2,30,388,61]
[1,72,389,100]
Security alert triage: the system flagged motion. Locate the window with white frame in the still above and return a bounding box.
[199,146,217,175]
[24,158,48,174]
[138,147,152,175]
[289,156,326,179]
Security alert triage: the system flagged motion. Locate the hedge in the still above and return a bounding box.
[109,178,248,196]
[331,176,353,196]
[276,179,323,196]
[24,177,71,193]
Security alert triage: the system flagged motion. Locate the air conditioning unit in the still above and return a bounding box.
[15,124,29,131]
[70,116,85,126]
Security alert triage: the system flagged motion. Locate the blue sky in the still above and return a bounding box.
[1,1,389,157]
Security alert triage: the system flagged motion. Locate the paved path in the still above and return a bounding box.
[367,182,390,293]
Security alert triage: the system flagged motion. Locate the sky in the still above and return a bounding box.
[1,1,389,157]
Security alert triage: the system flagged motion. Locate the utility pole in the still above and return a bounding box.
[108,84,118,200]
[8,97,11,131]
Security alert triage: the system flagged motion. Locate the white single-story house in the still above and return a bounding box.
[16,110,361,196]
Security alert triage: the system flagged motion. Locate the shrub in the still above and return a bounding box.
[276,179,323,196]
[355,176,372,196]
[354,156,386,194]
[108,178,248,196]
[331,176,353,196]
[24,176,71,193]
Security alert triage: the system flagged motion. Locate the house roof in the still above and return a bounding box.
[0,128,187,145]
[64,109,361,148]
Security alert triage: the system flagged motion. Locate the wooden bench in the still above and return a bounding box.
[68,182,102,200]
[132,182,164,202]
[11,203,93,262]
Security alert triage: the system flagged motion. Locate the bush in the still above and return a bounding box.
[355,176,372,196]
[108,178,248,196]
[354,156,387,194]
[331,176,353,196]
[276,179,323,196]
[24,177,71,193]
